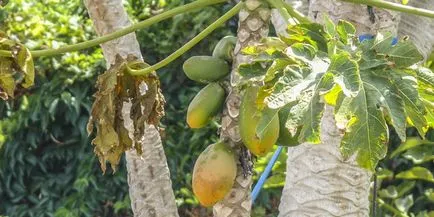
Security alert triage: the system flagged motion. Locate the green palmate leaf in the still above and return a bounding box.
[328,51,360,97]
[396,167,434,183]
[391,137,434,158]
[290,43,317,61]
[238,61,269,79]
[265,68,317,109]
[336,73,389,170]
[415,67,434,87]
[299,72,334,144]
[403,145,434,164]
[393,74,427,137]
[373,33,423,68]
[363,73,407,141]
[336,20,356,45]
[285,87,314,136]
[284,23,328,53]
[277,103,301,146]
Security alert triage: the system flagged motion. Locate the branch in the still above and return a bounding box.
[0,0,227,58]
[339,0,434,19]
[127,2,243,76]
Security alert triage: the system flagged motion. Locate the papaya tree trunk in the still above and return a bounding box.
[398,0,434,59]
[277,1,402,216]
[212,0,270,216]
[84,1,179,216]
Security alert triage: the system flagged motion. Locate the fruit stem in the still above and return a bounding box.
[0,0,227,58]
[126,2,243,76]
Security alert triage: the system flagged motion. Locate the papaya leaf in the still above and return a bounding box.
[265,69,317,109]
[336,20,356,45]
[283,23,328,53]
[364,73,407,141]
[393,73,427,137]
[285,87,314,137]
[373,33,423,68]
[336,73,389,171]
[299,72,334,144]
[396,167,434,183]
[323,15,336,38]
[415,67,434,87]
[328,51,360,97]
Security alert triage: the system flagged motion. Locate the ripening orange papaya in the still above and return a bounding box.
[187,83,225,128]
[192,142,237,207]
[239,86,279,156]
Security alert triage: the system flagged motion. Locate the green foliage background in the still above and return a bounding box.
[0,0,432,217]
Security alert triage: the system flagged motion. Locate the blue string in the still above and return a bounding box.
[358,34,398,45]
[251,146,284,202]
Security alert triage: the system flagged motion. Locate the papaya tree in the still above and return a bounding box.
[1,0,434,216]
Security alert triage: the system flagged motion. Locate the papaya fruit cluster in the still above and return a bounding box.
[183,36,295,207]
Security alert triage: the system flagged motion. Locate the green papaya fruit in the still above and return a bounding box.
[277,105,301,147]
[192,141,236,207]
[183,56,230,83]
[187,83,225,128]
[212,36,237,62]
[239,86,280,156]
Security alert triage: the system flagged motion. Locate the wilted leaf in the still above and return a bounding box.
[87,56,165,173]
[0,34,35,99]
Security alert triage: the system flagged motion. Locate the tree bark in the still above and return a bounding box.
[84,1,179,216]
[212,0,270,216]
[277,1,401,216]
[398,0,434,58]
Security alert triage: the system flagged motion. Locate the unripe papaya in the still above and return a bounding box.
[277,105,300,147]
[192,142,237,207]
[183,56,230,83]
[212,36,237,62]
[187,83,225,128]
[240,86,280,156]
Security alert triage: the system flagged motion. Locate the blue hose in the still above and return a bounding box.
[251,146,284,202]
